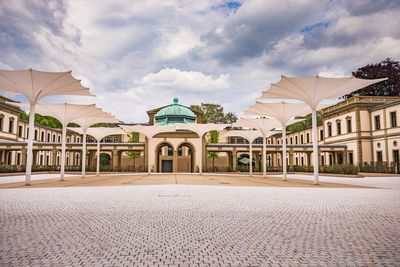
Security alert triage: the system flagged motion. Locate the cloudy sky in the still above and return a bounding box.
[1,0,400,123]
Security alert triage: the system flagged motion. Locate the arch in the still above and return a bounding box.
[155,142,175,172]
[100,153,111,166]
[176,141,196,173]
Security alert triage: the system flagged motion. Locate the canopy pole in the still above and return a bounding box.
[263,133,266,178]
[60,126,67,181]
[199,134,203,175]
[249,142,253,176]
[282,124,287,181]
[312,109,319,185]
[147,137,151,175]
[82,131,87,178]
[96,141,100,176]
[25,103,36,186]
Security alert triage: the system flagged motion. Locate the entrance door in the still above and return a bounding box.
[162,160,173,172]
[394,150,399,174]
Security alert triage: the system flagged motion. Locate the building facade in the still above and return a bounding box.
[1,95,399,173]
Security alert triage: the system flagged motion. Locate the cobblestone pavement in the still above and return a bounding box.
[1,181,399,266]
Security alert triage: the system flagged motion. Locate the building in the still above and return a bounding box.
[1,95,399,173]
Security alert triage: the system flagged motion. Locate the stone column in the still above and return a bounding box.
[288,150,294,168]
[51,149,57,166]
[21,148,27,166]
[112,149,119,171]
[254,152,260,171]
[232,150,237,171]
[32,150,38,165]
[173,149,178,172]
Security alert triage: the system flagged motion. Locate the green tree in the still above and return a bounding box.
[286,111,322,132]
[208,130,219,144]
[125,132,141,170]
[190,103,237,123]
[100,154,111,165]
[208,152,219,171]
[342,58,400,99]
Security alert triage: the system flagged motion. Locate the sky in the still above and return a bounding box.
[1,0,400,123]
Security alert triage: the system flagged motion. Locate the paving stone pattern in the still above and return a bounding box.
[1,184,399,266]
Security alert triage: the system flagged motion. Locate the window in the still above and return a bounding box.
[237,138,244,144]
[347,119,352,133]
[290,137,293,144]
[58,136,61,142]
[286,138,288,144]
[47,133,50,142]
[306,133,310,143]
[35,130,38,140]
[328,125,332,137]
[167,146,173,156]
[300,135,303,144]
[254,138,262,144]
[0,116,3,131]
[349,152,353,165]
[377,151,383,162]
[18,126,22,137]
[53,134,56,142]
[295,136,298,144]
[105,137,112,143]
[390,111,397,127]
[27,127,29,138]
[77,137,81,143]
[114,137,119,143]
[230,138,235,144]
[8,119,14,133]
[320,129,324,141]
[41,132,44,141]
[375,115,381,130]
[67,138,70,143]
[336,122,341,135]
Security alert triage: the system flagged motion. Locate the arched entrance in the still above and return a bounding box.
[177,142,195,173]
[156,142,174,172]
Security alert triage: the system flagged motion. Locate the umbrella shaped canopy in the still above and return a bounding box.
[234,118,281,177]
[243,101,313,181]
[258,75,387,109]
[224,129,262,176]
[69,113,120,178]
[0,68,94,185]
[120,125,177,174]
[175,123,230,174]
[14,102,103,181]
[258,75,387,185]
[0,69,94,103]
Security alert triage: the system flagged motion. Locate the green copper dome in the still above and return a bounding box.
[155,98,196,125]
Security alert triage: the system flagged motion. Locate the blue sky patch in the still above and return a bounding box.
[301,22,330,36]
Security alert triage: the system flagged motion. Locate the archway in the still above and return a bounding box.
[156,142,174,172]
[177,142,195,173]
[100,153,111,166]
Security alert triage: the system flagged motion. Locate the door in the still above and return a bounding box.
[162,160,173,172]
[394,150,399,174]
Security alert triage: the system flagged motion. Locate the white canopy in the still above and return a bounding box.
[224,130,262,176]
[120,125,177,174]
[14,102,103,181]
[258,75,387,185]
[69,127,126,176]
[234,118,281,177]
[243,101,312,181]
[70,114,120,178]
[0,68,94,185]
[258,75,387,109]
[175,123,230,174]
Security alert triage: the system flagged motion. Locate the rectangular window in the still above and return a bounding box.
[53,135,56,142]
[27,127,29,138]
[230,138,235,144]
[0,117,3,131]
[58,136,61,142]
[290,137,293,144]
[337,122,341,135]
[390,111,397,127]
[377,151,383,162]
[254,138,262,144]
[300,135,303,144]
[47,133,50,142]
[295,136,298,144]
[8,120,13,133]
[18,126,22,137]
[375,115,381,130]
[328,125,332,137]
[35,130,38,140]
[286,138,288,144]
[237,138,244,144]
[41,132,44,141]
[306,133,310,143]
[347,119,352,133]
[114,137,119,143]
[349,152,353,165]
[320,129,324,141]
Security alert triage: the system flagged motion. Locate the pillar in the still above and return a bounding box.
[32,150,38,165]
[51,149,57,166]
[173,149,178,172]
[307,152,311,167]
[21,148,27,166]
[288,150,294,169]
[254,152,260,172]
[112,149,119,170]
[232,150,237,171]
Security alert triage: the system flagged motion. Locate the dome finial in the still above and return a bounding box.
[173,97,178,104]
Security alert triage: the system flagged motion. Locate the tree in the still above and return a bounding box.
[286,111,322,132]
[190,103,237,123]
[125,132,141,170]
[208,152,219,171]
[342,58,400,99]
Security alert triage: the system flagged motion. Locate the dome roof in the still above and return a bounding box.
[155,98,196,125]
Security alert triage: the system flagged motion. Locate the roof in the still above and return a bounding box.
[155,98,196,125]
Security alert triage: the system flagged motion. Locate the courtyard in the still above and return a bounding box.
[1,174,399,266]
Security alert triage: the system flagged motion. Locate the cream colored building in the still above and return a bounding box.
[1,95,399,173]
